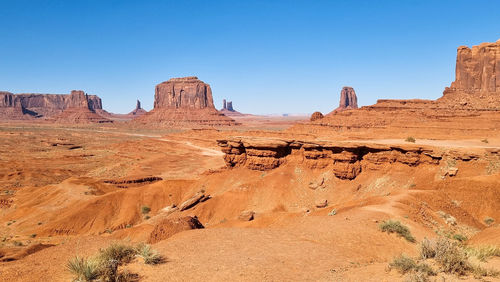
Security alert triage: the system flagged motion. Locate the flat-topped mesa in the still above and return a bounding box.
[66,90,91,110]
[135,77,237,126]
[154,76,215,109]
[440,39,500,109]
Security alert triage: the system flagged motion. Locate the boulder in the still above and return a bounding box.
[310,111,324,121]
[239,210,255,221]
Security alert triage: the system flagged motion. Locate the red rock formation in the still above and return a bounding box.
[52,90,112,123]
[220,99,244,116]
[217,137,477,180]
[332,87,358,113]
[440,39,500,109]
[135,77,237,126]
[310,111,324,121]
[0,90,104,119]
[128,99,147,116]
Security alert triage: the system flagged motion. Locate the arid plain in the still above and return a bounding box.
[1,40,500,281]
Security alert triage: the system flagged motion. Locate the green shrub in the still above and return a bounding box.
[135,243,163,265]
[389,254,416,274]
[379,220,416,243]
[141,206,151,215]
[471,264,500,278]
[415,263,436,276]
[452,234,467,242]
[484,217,495,226]
[66,256,100,281]
[98,243,136,265]
[405,136,416,143]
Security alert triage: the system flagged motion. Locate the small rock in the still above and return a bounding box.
[448,167,458,177]
[315,199,328,208]
[179,192,205,211]
[238,211,255,221]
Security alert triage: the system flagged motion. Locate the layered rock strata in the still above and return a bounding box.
[136,77,237,126]
[217,137,487,180]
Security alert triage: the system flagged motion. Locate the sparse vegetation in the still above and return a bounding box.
[484,217,495,226]
[30,233,37,238]
[141,205,151,215]
[67,256,100,282]
[379,220,416,243]
[405,136,416,143]
[452,234,467,242]
[328,209,337,216]
[481,138,489,144]
[13,241,23,246]
[67,242,164,281]
[135,243,163,265]
[389,254,417,274]
[144,215,150,220]
[465,245,500,262]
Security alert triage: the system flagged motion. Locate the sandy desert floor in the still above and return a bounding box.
[0,120,499,282]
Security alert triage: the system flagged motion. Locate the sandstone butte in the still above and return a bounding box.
[134,76,237,126]
[293,39,500,139]
[331,86,359,113]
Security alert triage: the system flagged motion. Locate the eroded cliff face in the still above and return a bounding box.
[136,76,237,126]
[154,77,215,110]
[217,137,489,180]
[441,39,500,109]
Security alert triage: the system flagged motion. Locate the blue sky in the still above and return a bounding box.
[1,0,499,114]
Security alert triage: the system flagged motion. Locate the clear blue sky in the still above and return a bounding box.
[1,0,499,114]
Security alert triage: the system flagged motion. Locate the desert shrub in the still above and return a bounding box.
[141,206,151,215]
[481,139,489,144]
[484,217,495,226]
[389,254,417,274]
[379,220,416,243]
[405,136,416,143]
[328,209,337,216]
[420,238,436,259]
[135,243,163,265]
[13,241,23,246]
[30,234,37,238]
[144,215,150,220]
[405,271,429,282]
[452,234,467,242]
[471,264,500,278]
[465,245,500,262]
[67,256,100,282]
[98,243,136,265]
[415,263,436,276]
[433,237,470,275]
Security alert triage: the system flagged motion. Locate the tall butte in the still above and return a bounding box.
[439,39,500,109]
[52,90,112,123]
[328,86,358,114]
[135,76,236,126]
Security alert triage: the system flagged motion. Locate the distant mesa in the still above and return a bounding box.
[0,90,109,123]
[52,90,112,123]
[220,98,244,116]
[135,76,237,126]
[128,99,147,116]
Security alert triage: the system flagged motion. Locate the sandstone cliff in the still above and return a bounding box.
[51,90,112,123]
[335,87,358,111]
[135,77,237,126]
[440,39,500,109]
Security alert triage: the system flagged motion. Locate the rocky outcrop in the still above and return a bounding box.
[135,77,237,126]
[441,39,500,109]
[218,137,452,180]
[310,111,324,121]
[52,90,112,123]
[128,100,147,116]
[333,87,358,112]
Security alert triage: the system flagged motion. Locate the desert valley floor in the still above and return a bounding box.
[0,117,499,281]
